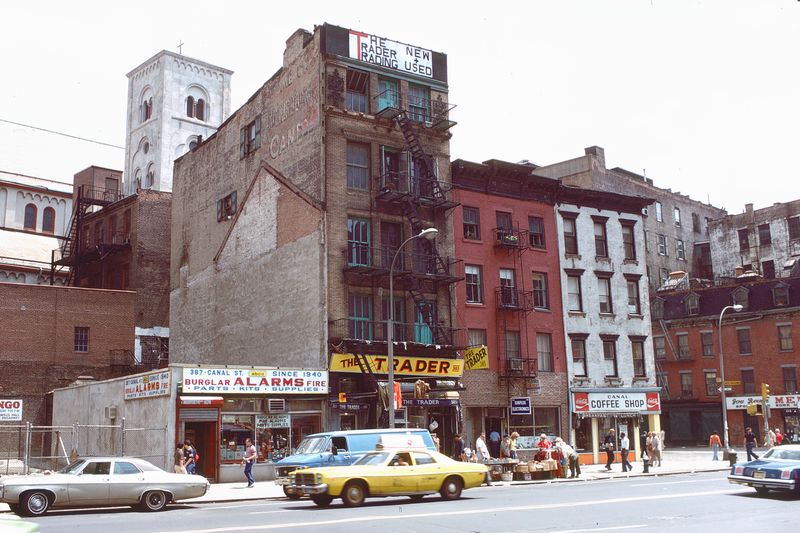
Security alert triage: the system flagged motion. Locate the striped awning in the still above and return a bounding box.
[576,411,643,419]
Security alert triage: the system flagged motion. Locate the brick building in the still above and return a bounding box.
[653,276,800,445]
[451,159,568,446]
[0,283,135,425]
[170,23,463,476]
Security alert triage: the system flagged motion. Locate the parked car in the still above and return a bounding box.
[275,428,437,498]
[289,438,487,507]
[0,457,210,516]
[728,444,800,494]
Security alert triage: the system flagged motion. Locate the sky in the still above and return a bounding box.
[1,0,798,213]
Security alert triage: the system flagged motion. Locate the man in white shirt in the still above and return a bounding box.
[555,437,581,478]
[620,432,632,472]
[475,432,491,461]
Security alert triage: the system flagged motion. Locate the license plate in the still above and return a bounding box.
[753,471,765,479]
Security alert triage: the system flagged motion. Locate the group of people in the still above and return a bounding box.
[173,439,199,475]
[601,429,663,472]
[709,427,790,462]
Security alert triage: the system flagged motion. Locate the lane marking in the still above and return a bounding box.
[630,479,723,487]
[196,502,299,511]
[248,510,293,516]
[151,488,740,533]
[552,525,647,533]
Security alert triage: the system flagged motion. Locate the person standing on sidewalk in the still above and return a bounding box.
[620,432,632,472]
[242,437,257,487]
[775,428,784,446]
[649,432,662,466]
[174,442,186,474]
[744,427,759,461]
[709,431,722,460]
[603,428,616,471]
[555,437,581,478]
[475,432,491,461]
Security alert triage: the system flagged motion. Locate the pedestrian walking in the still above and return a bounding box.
[242,437,257,487]
[767,428,776,448]
[555,437,581,478]
[489,429,501,458]
[775,428,784,446]
[183,439,196,475]
[639,430,648,459]
[453,434,466,461]
[744,427,759,461]
[709,431,722,461]
[475,432,491,461]
[620,432,632,472]
[603,428,616,470]
[649,432,662,466]
[173,442,186,474]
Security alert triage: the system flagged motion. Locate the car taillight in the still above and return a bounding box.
[734,466,744,475]
[781,470,792,480]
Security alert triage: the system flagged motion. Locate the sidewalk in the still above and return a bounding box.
[0,447,744,511]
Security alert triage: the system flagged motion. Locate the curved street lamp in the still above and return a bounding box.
[388,227,439,428]
[719,303,743,450]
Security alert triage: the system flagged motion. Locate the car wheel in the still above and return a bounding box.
[311,494,333,507]
[21,491,50,517]
[141,490,169,511]
[754,486,770,495]
[283,486,302,500]
[341,481,367,507]
[409,495,425,502]
[440,476,463,500]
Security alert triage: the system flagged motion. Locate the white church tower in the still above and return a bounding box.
[123,50,232,195]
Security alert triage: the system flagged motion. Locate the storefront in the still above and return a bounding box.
[726,394,800,445]
[571,389,662,464]
[178,366,329,482]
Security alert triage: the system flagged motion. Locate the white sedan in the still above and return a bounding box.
[0,457,209,516]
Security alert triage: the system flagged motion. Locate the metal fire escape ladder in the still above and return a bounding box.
[657,319,675,399]
[52,189,90,286]
[395,112,445,201]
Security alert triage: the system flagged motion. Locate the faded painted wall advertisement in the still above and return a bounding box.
[348,31,433,78]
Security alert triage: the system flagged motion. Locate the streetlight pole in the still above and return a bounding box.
[388,227,439,428]
[719,304,743,450]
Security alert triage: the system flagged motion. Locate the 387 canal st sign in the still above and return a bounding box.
[573,392,661,414]
[182,367,328,394]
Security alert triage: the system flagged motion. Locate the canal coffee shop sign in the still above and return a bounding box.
[182,368,328,394]
[124,370,171,400]
[573,392,661,413]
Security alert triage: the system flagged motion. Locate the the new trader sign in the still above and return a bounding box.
[349,30,433,78]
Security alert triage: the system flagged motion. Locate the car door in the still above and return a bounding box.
[108,460,146,504]
[373,452,418,495]
[411,451,441,492]
[67,460,111,505]
[329,436,353,466]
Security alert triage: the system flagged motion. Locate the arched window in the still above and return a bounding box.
[146,163,155,188]
[196,98,205,121]
[186,85,209,122]
[134,168,142,190]
[24,203,37,230]
[42,207,56,233]
[186,96,195,117]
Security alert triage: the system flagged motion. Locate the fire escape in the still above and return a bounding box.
[50,184,126,286]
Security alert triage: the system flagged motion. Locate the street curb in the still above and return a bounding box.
[482,466,731,488]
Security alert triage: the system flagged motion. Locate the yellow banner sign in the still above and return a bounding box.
[464,345,489,370]
[329,353,463,378]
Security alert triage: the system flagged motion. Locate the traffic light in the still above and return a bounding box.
[761,383,771,401]
[338,392,347,403]
[746,403,763,416]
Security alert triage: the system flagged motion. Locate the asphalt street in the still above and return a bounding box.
[16,471,799,533]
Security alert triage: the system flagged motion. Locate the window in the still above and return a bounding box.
[562,216,578,255]
[732,287,749,310]
[737,328,752,355]
[677,333,690,359]
[239,116,261,158]
[778,324,793,351]
[567,274,583,312]
[680,372,693,397]
[74,326,89,352]
[593,219,608,258]
[654,336,666,360]
[531,272,549,309]
[659,268,669,287]
[644,230,650,253]
[499,268,517,307]
[382,297,405,341]
[114,461,141,475]
[346,143,369,190]
[773,284,789,306]
[657,234,667,256]
[631,339,646,377]
[468,329,487,347]
[788,216,800,240]
[465,265,483,304]
[701,332,714,357]
[463,207,480,240]
[673,207,681,226]
[651,298,664,319]
[676,239,686,260]
[685,294,699,316]
[597,275,613,314]
[347,218,370,266]
[705,217,711,236]
[655,201,663,222]
[537,333,553,372]
[621,223,636,260]
[504,330,520,360]
[186,96,206,120]
[602,338,618,377]
[24,203,37,230]
[762,260,776,279]
[657,371,669,391]
[741,369,756,394]
[692,213,700,233]
[216,191,237,222]
[705,371,719,396]
[783,367,798,394]
[626,278,641,315]
[346,70,369,113]
[42,207,56,233]
[528,216,546,248]
[348,294,372,340]
[758,224,771,245]
[738,228,749,253]
[495,211,513,241]
[408,84,430,122]
[141,96,153,122]
[571,337,587,376]
[145,163,155,188]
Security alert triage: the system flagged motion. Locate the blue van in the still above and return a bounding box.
[275,428,436,498]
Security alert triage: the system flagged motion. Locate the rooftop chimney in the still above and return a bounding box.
[284,28,313,68]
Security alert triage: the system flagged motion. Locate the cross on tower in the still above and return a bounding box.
[178,41,185,55]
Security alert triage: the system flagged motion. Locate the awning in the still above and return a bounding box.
[179,395,224,407]
[576,411,644,419]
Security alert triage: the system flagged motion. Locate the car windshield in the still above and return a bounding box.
[294,436,328,455]
[763,448,800,461]
[58,460,88,475]
[353,452,390,466]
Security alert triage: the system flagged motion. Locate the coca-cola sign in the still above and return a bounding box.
[572,392,661,413]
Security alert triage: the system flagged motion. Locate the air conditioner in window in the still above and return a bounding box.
[104,406,118,420]
[507,358,523,372]
[268,399,286,413]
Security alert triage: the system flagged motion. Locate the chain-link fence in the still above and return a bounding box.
[0,420,168,475]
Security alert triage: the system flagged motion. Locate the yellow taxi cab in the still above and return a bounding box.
[288,435,488,507]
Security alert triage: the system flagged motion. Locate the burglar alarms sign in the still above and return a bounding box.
[0,399,23,421]
[573,392,661,414]
[182,368,328,394]
[349,31,433,78]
